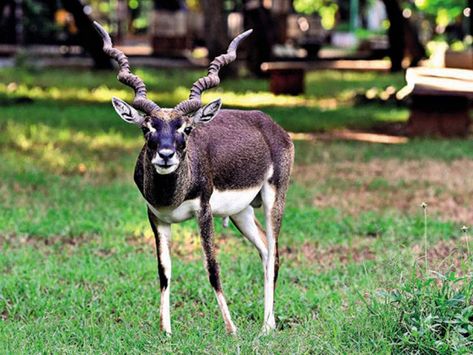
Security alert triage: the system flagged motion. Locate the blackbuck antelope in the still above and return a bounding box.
[94,22,294,334]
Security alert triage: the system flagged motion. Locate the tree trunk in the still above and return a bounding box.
[243,0,276,77]
[0,0,17,44]
[404,19,426,67]
[153,0,182,11]
[60,0,113,69]
[381,0,425,71]
[201,0,236,78]
[469,0,473,37]
[381,0,404,72]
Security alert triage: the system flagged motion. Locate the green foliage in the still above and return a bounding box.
[293,0,339,29]
[88,0,154,33]
[354,28,386,40]
[372,272,473,353]
[414,0,467,25]
[23,0,61,43]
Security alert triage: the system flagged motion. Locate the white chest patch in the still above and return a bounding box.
[147,198,200,224]
[147,185,262,224]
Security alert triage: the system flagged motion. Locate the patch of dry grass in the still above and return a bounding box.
[281,239,376,270]
[294,159,473,223]
[412,237,473,275]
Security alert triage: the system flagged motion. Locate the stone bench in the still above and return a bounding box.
[404,67,473,137]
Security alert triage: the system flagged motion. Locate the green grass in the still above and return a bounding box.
[372,272,473,353]
[1,67,473,353]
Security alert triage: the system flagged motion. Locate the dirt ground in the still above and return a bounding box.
[294,159,473,223]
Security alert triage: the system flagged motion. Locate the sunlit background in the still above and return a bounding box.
[0,0,473,353]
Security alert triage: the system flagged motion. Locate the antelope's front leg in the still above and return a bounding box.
[197,204,237,334]
[148,210,172,335]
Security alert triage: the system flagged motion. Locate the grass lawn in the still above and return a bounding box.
[1,68,473,353]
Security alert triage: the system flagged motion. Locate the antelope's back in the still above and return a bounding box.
[189,109,293,191]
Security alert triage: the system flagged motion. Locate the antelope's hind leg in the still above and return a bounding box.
[230,206,271,324]
[260,148,293,333]
[231,206,268,262]
[232,181,291,333]
[148,210,172,335]
[260,182,279,333]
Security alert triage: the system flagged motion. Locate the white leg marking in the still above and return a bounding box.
[231,206,268,262]
[157,224,172,334]
[261,183,277,333]
[215,291,237,334]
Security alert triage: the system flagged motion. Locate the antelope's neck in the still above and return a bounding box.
[143,155,192,208]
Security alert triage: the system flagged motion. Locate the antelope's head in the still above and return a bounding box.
[94,22,251,175]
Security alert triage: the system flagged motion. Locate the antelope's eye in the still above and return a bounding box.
[184,126,193,135]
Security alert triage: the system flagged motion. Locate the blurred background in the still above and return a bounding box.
[0,0,471,72]
[1,1,473,353]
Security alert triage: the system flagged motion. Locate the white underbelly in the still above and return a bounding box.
[209,186,261,216]
[147,186,262,224]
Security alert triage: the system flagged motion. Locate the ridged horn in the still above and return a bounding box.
[93,21,160,115]
[174,29,253,114]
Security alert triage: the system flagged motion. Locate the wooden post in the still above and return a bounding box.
[261,62,306,95]
[407,95,471,137]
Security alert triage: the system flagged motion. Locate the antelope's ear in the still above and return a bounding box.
[193,98,222,124]
[112,97,145,125]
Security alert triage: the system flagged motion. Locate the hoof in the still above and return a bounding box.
[226,323,238,335]
[261,321,276,335]
[161,325,172,337]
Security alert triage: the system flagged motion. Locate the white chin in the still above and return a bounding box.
[154,164,178,175]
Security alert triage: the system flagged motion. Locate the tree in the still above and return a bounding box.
[0,0,18,44]
[403,14,426,67]
[381,0,405,71]
[153,0,182,11]
[200,0,237,78]
[381,0,425,71]
[243,0,276,77]
[60,0,112,69]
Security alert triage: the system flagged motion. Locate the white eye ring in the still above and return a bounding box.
[146,122,156,133]
[177,124,188,134]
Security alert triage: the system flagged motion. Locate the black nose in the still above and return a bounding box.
[158,149,175,160]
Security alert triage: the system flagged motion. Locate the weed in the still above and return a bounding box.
[462,226,470,258]
[373,271,473,354]
[422,202,428,273]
